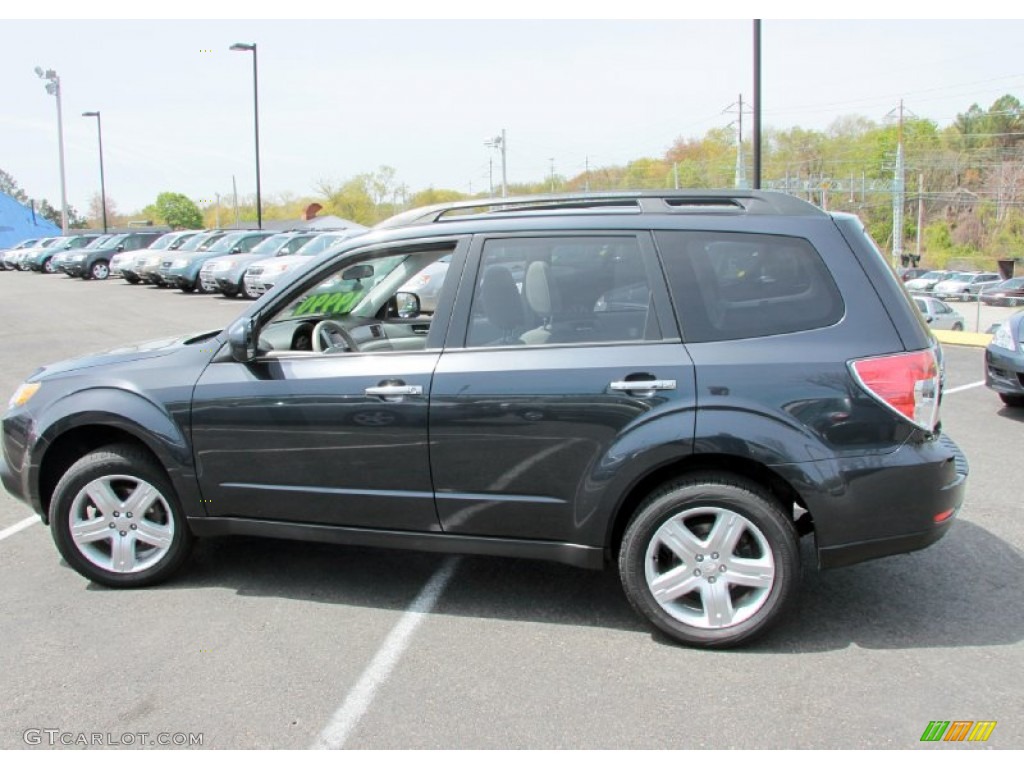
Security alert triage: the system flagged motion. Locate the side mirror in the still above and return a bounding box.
[395,291,420,319]
[925,317,933,324]
[116,244,125,252]
[230,246,242,254]
[227,317,258,362]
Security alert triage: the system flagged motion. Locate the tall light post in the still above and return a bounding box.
[230,42,262,228]
[81,111,107,233]
[34,66,68,234]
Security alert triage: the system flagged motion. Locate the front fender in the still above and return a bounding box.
[28,387,201,521]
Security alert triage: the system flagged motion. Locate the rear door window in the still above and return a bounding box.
[655,231,844,342]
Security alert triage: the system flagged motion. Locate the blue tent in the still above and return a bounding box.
[0,191,60,249]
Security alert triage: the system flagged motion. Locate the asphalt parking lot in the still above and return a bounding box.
[1,272,1022,749]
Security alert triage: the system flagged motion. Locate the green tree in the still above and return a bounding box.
[38,198,87,228]
[145,192,203,230]
[0,168,29,203]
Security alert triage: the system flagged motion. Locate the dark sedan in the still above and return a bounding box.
[980,277,1024,307]
[985,310,1024,407]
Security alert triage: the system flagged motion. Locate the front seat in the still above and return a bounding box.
[472,266,525,346]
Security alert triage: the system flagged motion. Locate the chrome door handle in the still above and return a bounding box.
[609,379,676,391]
[365,385,423,397]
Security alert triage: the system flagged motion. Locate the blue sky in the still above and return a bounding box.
[3,14,1023,214]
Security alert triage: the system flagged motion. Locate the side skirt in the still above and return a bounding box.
[187,517,607,570]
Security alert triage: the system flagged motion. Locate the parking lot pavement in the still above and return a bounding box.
[1,274,1022,749]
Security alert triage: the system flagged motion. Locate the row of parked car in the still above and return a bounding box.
[0,225,403,301]
[900,268,1024,306]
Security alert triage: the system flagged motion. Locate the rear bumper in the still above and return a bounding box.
[788,433,969,570]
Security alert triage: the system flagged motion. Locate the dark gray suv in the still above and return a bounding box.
[0,191,968,648]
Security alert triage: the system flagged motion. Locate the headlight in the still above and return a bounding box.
[264,263,289,276]
[219,260,236,271]
[171,258,189,269]
[9,382,40,410]
[991,322,1017,351]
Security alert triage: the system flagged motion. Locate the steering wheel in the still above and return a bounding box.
[312,319,359,353]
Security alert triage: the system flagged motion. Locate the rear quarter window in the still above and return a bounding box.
[655,231,844,342]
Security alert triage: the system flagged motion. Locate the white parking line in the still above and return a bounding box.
[311,556,460,750]
[0,515,39,542]
[945,380,986,395]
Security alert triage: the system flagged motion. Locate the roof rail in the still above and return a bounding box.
[374,190,824,229]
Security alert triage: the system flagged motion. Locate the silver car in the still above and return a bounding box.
[933,272,1002,302]
[914,296,965,331]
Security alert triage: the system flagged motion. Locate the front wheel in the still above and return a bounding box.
[89,259,110,280]
[999,393,1024,407]
[952,322,964,331]
[49,444,193,588]
[618,474,799,648]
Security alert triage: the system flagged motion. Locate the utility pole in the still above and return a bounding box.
[916,173,924,258]
[724,94,750,188]
[485,130,508,198]
[231,175,240,227]
[673,162,680,190]
[549,158,555,193]
[889,99,908,268]
[584,156,590,192]
[215,193,221,228]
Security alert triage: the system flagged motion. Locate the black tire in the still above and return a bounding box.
[999,393,1024,407]
[221,283,239,298]
[952,322,964,331]
[125,275,140,284]
[42,256,57,274]
[89,259,110,280]
[179,281,195,294]
[49,444,193,588]
[618,473,799,648]
[241,279,260,300]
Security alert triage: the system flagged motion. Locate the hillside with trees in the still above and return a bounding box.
[127,94,1023,271]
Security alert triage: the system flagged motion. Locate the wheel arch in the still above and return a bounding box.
[29,389,199,523]
[605,453,812,560]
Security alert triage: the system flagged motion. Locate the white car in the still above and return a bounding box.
[905,270,953,294]
[914,296,965,331]
[242,230,365,298]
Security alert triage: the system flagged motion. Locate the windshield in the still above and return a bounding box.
[195,233,226,251]
[295,233,348,256]
[249,234,291,255]
[91,234,126,249]
[921,271,946,280]
[205,232,251,253]
[147,233,177,250]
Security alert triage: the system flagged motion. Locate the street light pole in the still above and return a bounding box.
[230,42,262,229]
[82,111,107,233]
[35,66,68,235]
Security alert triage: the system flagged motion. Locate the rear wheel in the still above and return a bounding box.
[42,256,57,274]
[951,322,964,331]
[49,444,193,588]
[618,473,799,648]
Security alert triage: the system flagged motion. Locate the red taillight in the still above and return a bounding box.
[849,349,940,432]
[933,509,955,524]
